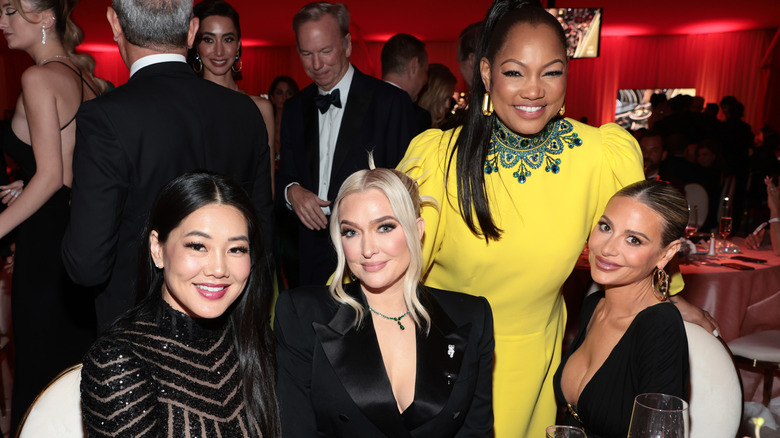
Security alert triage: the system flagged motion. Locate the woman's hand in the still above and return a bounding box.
[766,176,780,214]
[745,229,765,249]
[0,181,24,206]
[670,295,721,336]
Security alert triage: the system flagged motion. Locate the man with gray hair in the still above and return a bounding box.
[381,33,431,134]
[277,2,416,287]
[63,0,273,332]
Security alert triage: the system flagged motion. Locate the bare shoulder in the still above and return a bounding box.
[250,95,274,116]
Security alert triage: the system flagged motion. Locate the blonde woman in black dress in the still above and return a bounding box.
[0,0,104,429]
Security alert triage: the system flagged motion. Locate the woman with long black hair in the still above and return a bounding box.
[81,171,280,437]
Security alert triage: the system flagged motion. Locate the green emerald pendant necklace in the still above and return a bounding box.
[369,307,410,330]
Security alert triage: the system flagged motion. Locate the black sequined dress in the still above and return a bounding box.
[81,300,261,437]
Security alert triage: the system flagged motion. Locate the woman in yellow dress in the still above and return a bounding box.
[400,0,715,436]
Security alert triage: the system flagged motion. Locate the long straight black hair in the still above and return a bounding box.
[447,0,567,241]
[125,170,280,437]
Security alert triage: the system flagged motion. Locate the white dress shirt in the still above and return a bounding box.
[129,54,187,77]
[285,64,355,216]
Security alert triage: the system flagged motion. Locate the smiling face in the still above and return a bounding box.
[197,15,239,78]
[588,196,678,291]
[151,203,251,319]
[480,22,567,136]
[338,188,422,297]
[0,0,48,51]
[296,14,351,92]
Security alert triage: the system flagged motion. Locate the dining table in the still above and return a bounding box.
[561,236,780,404]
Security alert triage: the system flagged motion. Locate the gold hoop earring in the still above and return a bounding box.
[652,267,669,301]
[482,92,493,116]
[232,59,242,73]
[193,55,203,73]
[558,103,566,117]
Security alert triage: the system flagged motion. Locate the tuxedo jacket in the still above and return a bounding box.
[274,283,494,437]
[62,61,273,332]
[276,67,417,285]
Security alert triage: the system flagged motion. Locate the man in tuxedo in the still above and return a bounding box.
[381,33,432,135]
[278,2,416,286]
[62,0,273,332]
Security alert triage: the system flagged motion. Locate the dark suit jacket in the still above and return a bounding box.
[62,61,273,332]
[276,67,417,285]
[275,283,494,437]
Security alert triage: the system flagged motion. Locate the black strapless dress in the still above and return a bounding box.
[1,122,96,430]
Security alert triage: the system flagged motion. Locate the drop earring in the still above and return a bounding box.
[42,26,46,45]
[193,55,203,73]
[482,92,493,116]
[231,48,242,73]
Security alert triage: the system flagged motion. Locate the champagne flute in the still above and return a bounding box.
[545,425,587,438]
[719,197,732,240]
[685,205,698,239]
[627,393,689,438]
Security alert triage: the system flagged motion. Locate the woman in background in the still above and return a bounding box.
[418,63,457,128]
[82,171,280,437]
[0,0,104,428]
[190,0,275,190]
[275,165,494,436]
[554,180,689,438]
[268,75,299,165]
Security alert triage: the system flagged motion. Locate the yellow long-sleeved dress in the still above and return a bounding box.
[399,118,644,437]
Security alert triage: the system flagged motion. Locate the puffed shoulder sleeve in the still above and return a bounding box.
[590,123,644,231]
[274,290,318,436]
[398,128,460,278]
[81,337,159,437]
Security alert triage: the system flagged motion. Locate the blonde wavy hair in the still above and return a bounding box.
[328,162,433,333]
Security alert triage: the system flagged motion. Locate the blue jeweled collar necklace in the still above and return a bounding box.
[484,117,583,184]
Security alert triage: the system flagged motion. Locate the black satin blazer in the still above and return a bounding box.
[274,283,494,437]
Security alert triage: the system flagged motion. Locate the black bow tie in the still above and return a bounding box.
[314,89,342,114]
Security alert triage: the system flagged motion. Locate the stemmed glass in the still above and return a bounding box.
[627,393,689,438]
[545,425,587,437]
[719,197,733,241]
[718,196,733,255]
[685,205,698,239]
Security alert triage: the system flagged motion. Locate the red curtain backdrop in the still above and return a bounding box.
[1,27,777,133]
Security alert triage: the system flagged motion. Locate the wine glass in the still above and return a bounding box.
[685,205,698,239]
[627,393,689,438]
[719,197,733,240]
[545,425,587,438]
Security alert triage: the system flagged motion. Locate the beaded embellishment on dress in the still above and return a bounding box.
[484,118,583,183]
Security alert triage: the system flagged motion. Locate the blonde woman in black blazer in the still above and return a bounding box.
[275,166,494,437]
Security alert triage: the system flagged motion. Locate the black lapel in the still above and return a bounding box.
[330,69,373,191]
[313,283,411,437]
[301,86,320,189]
[408,288,471,424]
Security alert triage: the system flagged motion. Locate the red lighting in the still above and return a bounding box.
[76,43,118,53]
[674,20,757,35]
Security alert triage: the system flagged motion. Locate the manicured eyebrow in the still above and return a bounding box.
[500,58,565,68]
[601,214,651,241]
[184,230,248,242]
[371,216,397,224]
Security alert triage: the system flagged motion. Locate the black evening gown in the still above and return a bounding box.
[553,291,689,438]
[2,121,96,431]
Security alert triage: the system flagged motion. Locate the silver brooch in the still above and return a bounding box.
[447,344,455,358]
